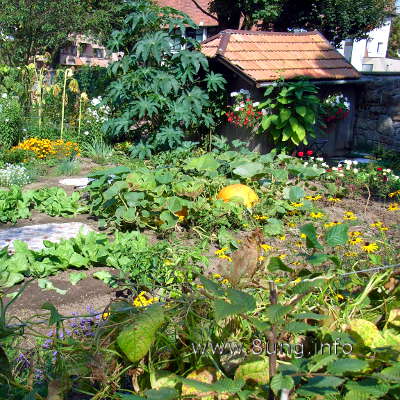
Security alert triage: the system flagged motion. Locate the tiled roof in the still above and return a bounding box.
[201,30,360,82]
[156,0,218,26]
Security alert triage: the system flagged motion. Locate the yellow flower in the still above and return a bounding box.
[324,221,341,228]
[292,261,302,266]
[215,247,227,255]
[327,197,342,202]
[278,235,286,241]
[254,215,268,220]
[274,278,283,283]
[287,222,297,228]
[213,273,222,279]
[343,211,357,220]
[349,231,362,237]
[344,251,358,257]
[293,278,301,284]
[221,279,229,285]
[300,233,306,239]
[362,242,379,253]
[379,226,389,231]
[178,215,185,222]
[196,284,204,289]
[388,190,400,198]
[291,202,304,208]
[310,212,324,219]
[279,254,287,260]
[370,221,383,228]
[336,294,344,300]
[102,311,110,320]
[261,244,273,251]
[218,254,233,262]
[295,241,303,247]
[258,256,265,261]
[388,203,400,211]
[163,259,173,266]
[349,237,363,245]
[306,194,322,201]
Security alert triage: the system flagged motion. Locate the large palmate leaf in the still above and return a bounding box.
[134,31,173,63]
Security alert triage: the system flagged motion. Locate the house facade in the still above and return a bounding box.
[338,3,400,72]
[156,0,220,41]
[58,35,121,67]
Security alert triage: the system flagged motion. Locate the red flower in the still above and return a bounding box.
[326,169,332,172]
[228,117,233,122]
[297,151,304,157]
[306,150,313,156]
[377,167,383,171]
[246,98,251,102]
[383,176,388,182]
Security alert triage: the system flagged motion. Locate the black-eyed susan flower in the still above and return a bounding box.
[327,197,342,202]
[349,231,362,237]
[310,211,324,219]
[388,203,400,211]
[343,211,357,220]
[215,247,228,255]
[261,244,273,251]
[324,221,342,228]
[361,242,379,253]
[349,237,363,245]
[291,202,304,208]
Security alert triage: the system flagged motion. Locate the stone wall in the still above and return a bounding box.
[354,75,400,151]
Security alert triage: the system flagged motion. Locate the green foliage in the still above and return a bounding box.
[0,185,87,223]
[259,79,321,148]
[0,0,124,66]
[0,94,23,150]
[389,15,400,58]
[103,0,226,150]
[210,0,389,46]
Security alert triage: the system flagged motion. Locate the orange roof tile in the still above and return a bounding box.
[156,0,218,26]
[201,30,360,82]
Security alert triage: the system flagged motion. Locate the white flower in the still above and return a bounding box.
[261,109,267,115]
[230,92,239,97]
[352,160,358,165]
[383,172,387,176]
[313,164,318,168]
[239,102,244,107]
[316,157,324,162]
[346,165,351,170]
[239,89,250,95]
[321,162,328,168]
[303,162,309,166]
[344,159,352,165]
[84,131,89,135]
[1,93,7,99]
[338,173,344,177]
[252,102,260,107]
[332,167,338,171]
[5,119,9,122]
[385,168,392,173]
[353,168,359,173]
[91,97,102,106]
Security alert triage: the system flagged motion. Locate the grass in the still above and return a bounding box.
[53,159,81,176]
[82,138,114,164]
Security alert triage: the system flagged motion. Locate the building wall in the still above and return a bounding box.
[354,74,400,151]
[338,17,393,71]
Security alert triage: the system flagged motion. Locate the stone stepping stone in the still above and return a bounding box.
[0,222,93,252]
[59,178,93,188]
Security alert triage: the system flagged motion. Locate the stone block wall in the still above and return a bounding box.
[354,75,400,151]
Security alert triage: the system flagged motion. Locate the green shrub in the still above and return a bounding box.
[0,93,23,150]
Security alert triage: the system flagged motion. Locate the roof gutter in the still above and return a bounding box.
[258,78,367,87]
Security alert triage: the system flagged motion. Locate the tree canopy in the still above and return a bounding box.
[0,0,125,66]
[209,0,389,46]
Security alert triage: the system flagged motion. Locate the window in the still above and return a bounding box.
[186,28,205,42]
[94,48,104,58]
[362,64,373,72]
[377,42,384,54]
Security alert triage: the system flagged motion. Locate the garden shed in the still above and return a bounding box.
[201,30,361,156]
